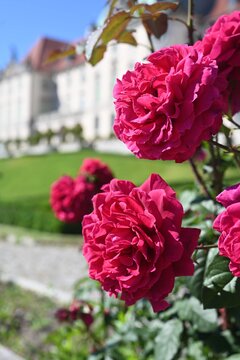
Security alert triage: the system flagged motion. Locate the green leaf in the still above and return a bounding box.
[179,190,198,212]
[130,2,179,17]
[142,13,168,39]
[226,356,240,360]
[117,30,137,46]
[154,319,183,360]
[88,45,107,66]
[101,11,131,44]
[85,27,103,61]
[85,11,134,65]
[187,341,208,360]
[177,297,218,333]
[202,249,240,309]
[45,46,76,64]
[189,249,208,301]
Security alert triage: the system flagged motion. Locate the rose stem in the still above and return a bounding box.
[227,115,240,130]
[189,158,213,199]
[211,139,240,163]
[100,288,108,340]
[147,31,155,53]
[196,244,218,250]
[209,140,224,194]
[187,0,194,45]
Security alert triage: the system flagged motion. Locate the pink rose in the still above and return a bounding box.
[195,11,240,114]
[50,175,95,223]
[69,300,94,327]
[113,45,224,163]
[213,183,240,276]
[216,183,240,208]
[80,158,114,190]
[82,174,200,312]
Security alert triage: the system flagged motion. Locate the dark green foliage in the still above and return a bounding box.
[0,196,82,234]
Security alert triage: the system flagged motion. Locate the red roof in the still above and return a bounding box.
[24,37,85,73]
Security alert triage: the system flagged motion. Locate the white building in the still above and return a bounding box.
[0,0,237,152]
[0,37,68,144]
[35,26,153,142]
[0,22,187,147]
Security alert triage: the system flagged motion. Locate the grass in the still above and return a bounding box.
[0,149,194,201]
[0,282,58,359]
[0,148,239,237]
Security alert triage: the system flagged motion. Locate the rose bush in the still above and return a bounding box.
[50,175,95,223]
[82,174,200,312]
[79,158,114,190]
[195,11,240,115]
[50,158,114,224]
[113,44,224,162]
[214,183,240,277]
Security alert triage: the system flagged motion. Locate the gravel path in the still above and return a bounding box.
[0,240,88,302]
[0,345,25,360]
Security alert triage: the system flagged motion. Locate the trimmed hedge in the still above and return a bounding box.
[0,196,82,234]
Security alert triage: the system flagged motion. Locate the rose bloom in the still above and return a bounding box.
[195,11,240,114]
[214,183,240,276]
[55,300,94,327]
[55,308,70,322]
[50,175,95,223]
[80,158,114,190]
[82,174,200,312]
[113,45,224,163]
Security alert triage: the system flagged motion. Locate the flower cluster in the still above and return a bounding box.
[214,183,240,276]
[50,158,114,223]
[195,11,240,115]
[55,300,94,327]
[82,12,240,312]
[83,174,200,312]
[114,45,224,162]
[113,11,240,163]
[80,158,114,191]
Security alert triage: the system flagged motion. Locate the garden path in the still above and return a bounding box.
[0,239,88,303]
[0,345,25,360]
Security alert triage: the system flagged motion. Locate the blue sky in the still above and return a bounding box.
[0,0,106,69]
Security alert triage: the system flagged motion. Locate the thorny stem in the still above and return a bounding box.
[196,244,218,250]
[189,158,213,199]
[187,0,194,45]
[168,16,188,28]
[211,139,240,155]
[227,116,240,130]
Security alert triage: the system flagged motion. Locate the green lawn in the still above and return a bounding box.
[0,149,194,201]
[0,149,239,235]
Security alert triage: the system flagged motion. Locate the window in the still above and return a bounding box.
[111,113,115,126]
[95,115,99,136]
